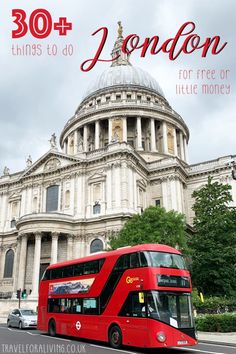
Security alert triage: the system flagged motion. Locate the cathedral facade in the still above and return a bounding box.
[0,27,235,305]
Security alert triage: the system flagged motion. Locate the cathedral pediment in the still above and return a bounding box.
[20,151,80,178]
[88,172,106,183]
[9,192,21,201]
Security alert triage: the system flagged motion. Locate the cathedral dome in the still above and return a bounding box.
[83,65,165,100]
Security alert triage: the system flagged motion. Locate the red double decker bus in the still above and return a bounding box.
[38,244,197,349]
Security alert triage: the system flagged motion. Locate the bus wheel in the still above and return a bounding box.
[109,325,122,349]
[48,319,56,337]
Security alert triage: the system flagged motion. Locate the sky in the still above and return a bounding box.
[0,0,235,174]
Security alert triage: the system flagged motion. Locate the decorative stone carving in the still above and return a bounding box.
[3,166,10,176]
[44,158,61,171]
[112,118,123,142]
[167,125,174,154]
[49,133,57,149]
[26,155,32,168]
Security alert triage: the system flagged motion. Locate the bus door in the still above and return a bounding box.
[69,298,100,340]
[118,292,148,347]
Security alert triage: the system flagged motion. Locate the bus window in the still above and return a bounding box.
[146,291,193,328]
[114,255,127,271]
[148,252,187,270]
[63,265,73,278]
[114,253,140,271]
[42,269,51,280]
[119,292,144,318]
[139,252,148,267]
[71,298,82,314]
[51,267,63,279]
[83,298,98,314]
[84,260,99,274]
[74,263,84,276]
[48,298,60,313]
[130,253,140,268]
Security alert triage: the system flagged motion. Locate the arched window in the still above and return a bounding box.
[4,249,14,278]
[46,185,59,212]
[90,239,104,254]
[10,218,16,228]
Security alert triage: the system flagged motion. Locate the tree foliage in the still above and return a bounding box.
[191,176,236,296]
[109,206,188,251]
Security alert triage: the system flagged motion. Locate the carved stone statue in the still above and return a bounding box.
[112,131,120,142]
[26,155,32,167]
[49,133,57,149]
[3,166,10,176]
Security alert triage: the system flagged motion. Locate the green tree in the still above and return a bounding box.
[109,206,188,251]
[191,176,236,296]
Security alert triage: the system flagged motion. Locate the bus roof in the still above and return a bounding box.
[48,243,182,269]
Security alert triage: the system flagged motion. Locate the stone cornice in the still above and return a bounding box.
[187,155,235,179]
[0,144,149,191]
[14,211,136,235]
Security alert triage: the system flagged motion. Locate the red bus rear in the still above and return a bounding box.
[37,244,197,348]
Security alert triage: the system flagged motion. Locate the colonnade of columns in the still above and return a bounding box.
[17,232,86,298]
[63,117,188,161]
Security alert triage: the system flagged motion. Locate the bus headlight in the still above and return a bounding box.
[156,332,166,343]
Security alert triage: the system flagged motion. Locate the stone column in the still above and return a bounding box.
[162,121,168,154]
[108,119,112,143]
[170,177,178,211]
[173,128,178,156]
[67,235,74,260]
[12,243,20,294]
[179,131,185,160]
[63,139,67,154]
[83,125,88,152]
[136,116,143,150]
[114,164,121,210]
[123,117,127,142]
[133,169,137,210]
[106,166,112,212]
[183,136,189,163]
[73,235,82,259]
[0,240,4,279]
[161,178,169,210]
[17,234,28,291]
[31,232,42,297]
[74,129,78,154]
[95,120,100,149]
[50,232,59,265]
[121,162,128,210]
[150,118,156,152]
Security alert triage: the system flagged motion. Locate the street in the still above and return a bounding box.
[0,326,235,354]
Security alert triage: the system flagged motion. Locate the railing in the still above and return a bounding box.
[187,156,234,173]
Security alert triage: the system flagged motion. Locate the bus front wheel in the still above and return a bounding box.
[48,319,56,337]
[109,325,122,349]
